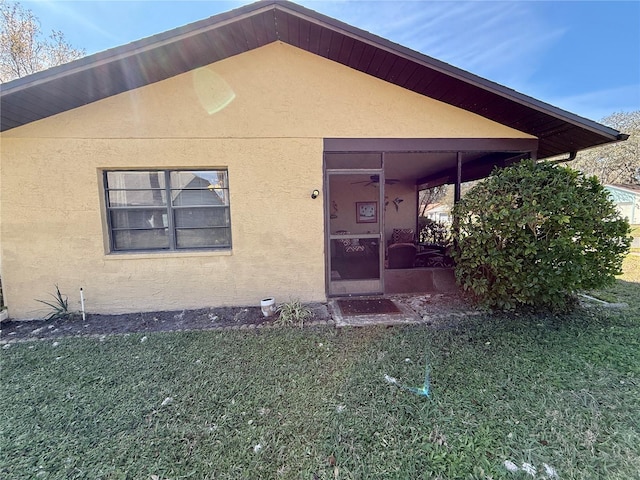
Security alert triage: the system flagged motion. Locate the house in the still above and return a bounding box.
[0,0,628,319]
[421,203,452,224]
[605,184,640,225]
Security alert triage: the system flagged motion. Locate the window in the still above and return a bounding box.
[104,170,231,252]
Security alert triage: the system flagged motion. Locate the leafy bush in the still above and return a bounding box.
[451,160,631,310]
[275,299,313,328]
[418,218,451,247]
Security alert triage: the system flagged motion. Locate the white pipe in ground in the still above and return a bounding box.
[80,288,86,321]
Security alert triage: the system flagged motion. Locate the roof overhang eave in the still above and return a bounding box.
[0,0,278,96]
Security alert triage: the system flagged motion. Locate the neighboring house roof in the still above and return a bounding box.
[605,184,640,225]
[606,184,640,195]
[605,184,640,206]
[423,203,450,213]
[0,0,627,160]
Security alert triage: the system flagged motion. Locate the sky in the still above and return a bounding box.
[17,0,640,123]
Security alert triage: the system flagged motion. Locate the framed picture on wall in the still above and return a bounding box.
[356,201,377,223]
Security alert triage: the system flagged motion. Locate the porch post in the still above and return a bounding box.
[451,152,463,252]
[454,152,462,203]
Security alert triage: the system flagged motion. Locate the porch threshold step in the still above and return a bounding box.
[329,297,421,327]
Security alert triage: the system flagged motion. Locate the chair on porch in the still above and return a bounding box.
[384,228,417,269]
[390,228,416,245]
[386,242,417,269]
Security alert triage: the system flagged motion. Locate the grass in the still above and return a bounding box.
[2,261,639,479]
[630,225,640,254]
[586,254,640,308]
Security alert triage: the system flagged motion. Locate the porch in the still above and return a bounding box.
[329,241,457,296]
[384,267,457,294]
[324,138,538,298]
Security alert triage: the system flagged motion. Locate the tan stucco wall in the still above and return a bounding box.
[1,42,533,319]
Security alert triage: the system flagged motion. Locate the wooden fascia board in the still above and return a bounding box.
[324,137,539,153]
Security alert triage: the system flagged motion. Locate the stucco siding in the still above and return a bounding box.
[1,42,533,319]
[2,137,324,318]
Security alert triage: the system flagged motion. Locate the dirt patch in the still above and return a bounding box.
[0,294,477,343]
[1,304,332,343]
[390,293,483,329]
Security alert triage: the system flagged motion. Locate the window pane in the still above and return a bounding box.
[108,190,167,207]
[171,188,228,206]
[176,228,231,248]
[113,229,169,250]
[110,209,167,229]
[170,171,227,189]
[107,171,166,189]
[174,207,229,228]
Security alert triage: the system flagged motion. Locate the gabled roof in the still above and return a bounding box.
[0,0,626,158]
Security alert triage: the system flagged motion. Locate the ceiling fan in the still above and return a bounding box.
[351,175,400,186]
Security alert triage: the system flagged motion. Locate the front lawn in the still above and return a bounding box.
[587,254,640,309]
[2,262,639,479]
[631,225,640,253]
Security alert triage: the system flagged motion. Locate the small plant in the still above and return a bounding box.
[275,299,313,327]
[36,284,74,321]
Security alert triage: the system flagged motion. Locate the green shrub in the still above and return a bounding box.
[451,160,631,311]
[275,299,313,327]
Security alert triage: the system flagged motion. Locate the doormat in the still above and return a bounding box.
[337,298,402,315]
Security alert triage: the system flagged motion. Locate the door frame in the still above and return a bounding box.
[324,161,387,296]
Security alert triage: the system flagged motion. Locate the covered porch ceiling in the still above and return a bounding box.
[385,151,510,189]
[325,138,538,188]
